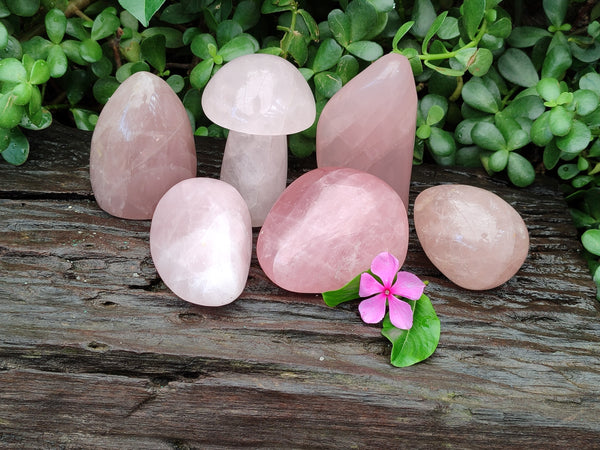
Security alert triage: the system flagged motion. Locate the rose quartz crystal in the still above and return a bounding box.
[414,184,529,290]
[220,131,287,226]
[202,53,316,226]
[90,71,196,219]
[150,178,252,306]
[316,53,417,209]
[257,167,409,293]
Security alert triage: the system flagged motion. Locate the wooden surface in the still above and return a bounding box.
[0,123,599,448]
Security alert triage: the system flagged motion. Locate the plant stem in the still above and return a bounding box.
[419,19,489,62]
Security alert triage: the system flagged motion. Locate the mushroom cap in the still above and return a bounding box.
[201,53,316,136]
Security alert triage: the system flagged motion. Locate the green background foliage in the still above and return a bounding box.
[1,0,599,296]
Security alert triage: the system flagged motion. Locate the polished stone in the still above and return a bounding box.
[257,167,409,293]
[220,131,287,227]
[201,53,316,135]
[90,71,197,219]
[414,184,529,290]
[150,178,252,306]
[316,53,417,209]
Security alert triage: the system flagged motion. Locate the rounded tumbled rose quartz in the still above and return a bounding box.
[90,71,196,220]
[150,178,252,307]
[414,184,529,290]
[257,167,409,293]
[316,52,417,210]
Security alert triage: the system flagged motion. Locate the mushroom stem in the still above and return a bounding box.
[220,130,288,227]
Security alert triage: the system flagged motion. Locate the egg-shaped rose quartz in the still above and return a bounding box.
[150,178,252,306]
[90,71,197,220]
[414,184,529,290]
[257,167,409,293]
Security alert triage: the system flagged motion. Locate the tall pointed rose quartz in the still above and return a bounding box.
[316,53,417,209]
[90,71,197,219]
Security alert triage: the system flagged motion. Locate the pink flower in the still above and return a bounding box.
[358,252,425,330]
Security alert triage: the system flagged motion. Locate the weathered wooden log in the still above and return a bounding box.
[0,123,598,448]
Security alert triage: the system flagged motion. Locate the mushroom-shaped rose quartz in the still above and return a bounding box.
[201,53,316,227]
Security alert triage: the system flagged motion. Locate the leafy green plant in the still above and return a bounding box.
[0,0,599,296]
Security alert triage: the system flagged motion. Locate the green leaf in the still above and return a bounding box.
[346,41,383,61]
[437,16,459,39]
[455,118,486,145]
[45,8,67,44]
[536,78,561,102]
[573,89,599,116]
[411,0,436,39]
[289,132,316,157]
[281,31,307,65]
[328,9,351,47]
[456,47,493,77]
[422,11,447,54]
[20,107,51,131]
[462,0,486,40]
[487,17,512,38]
[115,61,149,83]
[0,22,7,50]
[543,0,568,28]
[428,127,456,157]
[79,38,103,63]
[508,26,551,48]
[549,105,573,136]
[91,8,120,41]
[6,0,39,17]
[426,105,445,126]
[0,95,23,129]
[218,33,258,62]
[381,294,440,367]
[312,38,343,73]
[93,77,120,104]
[558,163,579,180]
[366,0,395,12]
[232,0,261,31]
[498,48,539,88]
[322,273,361,307]
[28,59,50,85]
[531,111,554,146]
[47,44,68,78]
[314,71,343,98]
[417,124,431,139]
[261,0,293,14]
[118,0,165,27]
[504,95,545,120]
[507,152,536,187]
[461,77,499,113]
[347,0,377,42]
[141,33,166,73]
[298,9,319,41]
[0,58,26,83]
[189,58,215,90]
[424,61,465,77]
[556,120,592,154]
[1,127,29,165]
[579,72,600,97]
[11,83,32,106]
[191,34,217,60]
[166,74,184,93]
[541,44,572,79]
[160,3,202,24]
[489,149,509,172]
[141,27,184,48]
[215,20,243,48]
[70,108,98,131]
[472,122,506,151]
[392,21,414,51]
[336,54,359,84]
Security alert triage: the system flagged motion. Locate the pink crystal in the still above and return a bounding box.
[414,184,529,290]
[220,131,287,227]
[201,53,316,135]
[202,53,316,226]
[90,71,197,219]
[257,167,409,293]
[150,178,252,306]
[316,53,417,209]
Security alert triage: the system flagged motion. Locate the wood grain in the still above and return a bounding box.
[1,123,599,448]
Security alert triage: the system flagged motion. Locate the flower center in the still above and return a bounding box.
[384,288,391,296]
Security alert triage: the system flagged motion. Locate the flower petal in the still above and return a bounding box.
[370,252,400,287]
[390,271,426,300]
[388,297,414,330]
[358,294,387,324]
[359,272,383,297]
